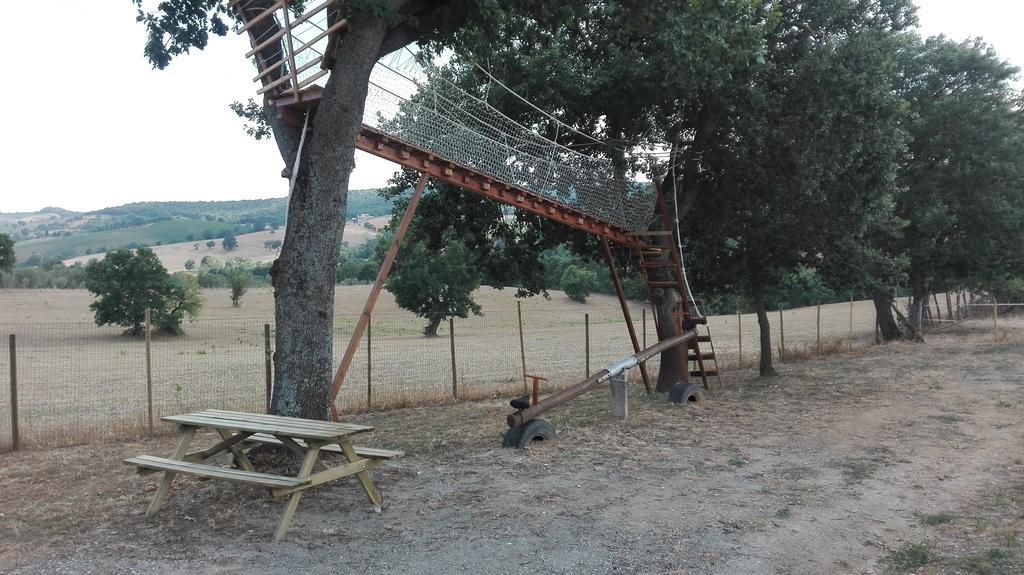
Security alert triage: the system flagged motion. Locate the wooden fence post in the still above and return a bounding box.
[993,296,999,340]
[449,318,458,399]
[145,308,153,435]
[816,301,822,356]
[264,323,272,413]
[366,315,372,408]
[849,296,854,339]
[9,334,18,452]
[517,301,527,394]
[585,313,590,377]
[737,304,742,368]
[778,306,785,362]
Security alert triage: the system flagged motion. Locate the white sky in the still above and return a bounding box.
[0,0,1020,213]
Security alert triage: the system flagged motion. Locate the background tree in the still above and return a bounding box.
[685,0,914,375]
[184,259,196,271]
[883,36,1024,328]
[84,248,203,335]
[0,233,14,273]
[381,229,482,336]
[560,266,597,303]
[206,240,215,249]
[228,264,254,307]
[222,232,238,251]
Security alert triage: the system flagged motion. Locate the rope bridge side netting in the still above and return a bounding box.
[362,55,657,232]
[236,0,655,231]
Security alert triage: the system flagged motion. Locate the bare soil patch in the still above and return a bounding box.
[1,324,1021,574]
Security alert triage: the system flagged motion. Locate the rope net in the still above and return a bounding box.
[362,54,657,232]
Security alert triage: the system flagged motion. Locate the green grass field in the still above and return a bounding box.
[14,220,244,261]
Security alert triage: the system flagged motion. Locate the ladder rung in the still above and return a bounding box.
[688,353,716,361]
[648,281,681,288]
[629,230,674,236]
[641,261,675,268]
[697,335,712,342]
[690,370,719,377]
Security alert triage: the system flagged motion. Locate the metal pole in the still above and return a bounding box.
[9,334,18,451]
[816,301,821,356]
[449,318,458,399]
[366,315,372,408]
[330,173,430,409]
[585,313,590,377]
[778,306,785,363]
[145,308,153,435]
[264,323,272,413]
[517,300,527,394]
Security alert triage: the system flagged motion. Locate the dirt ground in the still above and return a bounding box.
[1,323,1022,575]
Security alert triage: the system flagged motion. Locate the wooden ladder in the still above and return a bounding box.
[633,187,721,390]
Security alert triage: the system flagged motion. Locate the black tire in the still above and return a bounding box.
[502,419,556,449]
[669,382,705,405]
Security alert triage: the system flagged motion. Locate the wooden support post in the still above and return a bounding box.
[8,334,18,452]
[875,321,880,344]
[366,316,372,409]
[449,318,458,399]
[609,372,628,419]
[145,308,153,435]
[330,174,429,411]
[737,304,743,368]
[955,292,962,320]
[600,237,651,394]
[945,292,953,321]
[816,301,822,356]
[585,313,590,377]
[642,309,647,349]
[933,293,942,322]
[778,306,785,363]
[264,323,272,413]
[517,300,527,394]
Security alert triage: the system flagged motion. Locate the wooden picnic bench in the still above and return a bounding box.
[124,409,403,541]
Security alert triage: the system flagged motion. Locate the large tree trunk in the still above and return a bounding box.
[870,288,901,341]
[753,281,777,377]
[268,11,399,420]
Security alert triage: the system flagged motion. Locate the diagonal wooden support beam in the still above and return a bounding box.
[329,173,430,416]
[601,238,652,394]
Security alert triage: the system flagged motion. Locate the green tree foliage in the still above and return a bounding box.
[560,266,597,303]
[184,259,196,271]
[222,232,238,250]
[0,233,14,273]
[382,229,482,337]
[229,265,254,307]
[890,36,1024,324]
[84,248,203,335]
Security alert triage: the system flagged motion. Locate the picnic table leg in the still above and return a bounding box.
[338,440,383,510]
[274,444,321,542]
[217,429,255,472]
[146,427,196,516]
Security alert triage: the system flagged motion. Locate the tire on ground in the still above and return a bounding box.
[669,382,705,405]
[502,418,556,449]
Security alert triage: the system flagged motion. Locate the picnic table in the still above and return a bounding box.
[124,409,403,541]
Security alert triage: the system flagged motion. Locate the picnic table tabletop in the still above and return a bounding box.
[162,409,374,441]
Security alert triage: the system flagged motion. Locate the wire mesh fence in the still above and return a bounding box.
[1,295,1011,451]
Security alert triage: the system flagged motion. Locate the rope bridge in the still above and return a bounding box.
[232,0,657,234]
